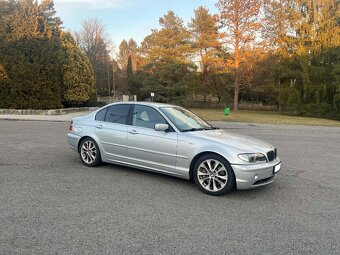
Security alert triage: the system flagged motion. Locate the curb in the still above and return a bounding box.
[0,107,98,116]
[0,118,69,122]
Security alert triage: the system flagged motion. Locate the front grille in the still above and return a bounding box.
[267,149,277,162]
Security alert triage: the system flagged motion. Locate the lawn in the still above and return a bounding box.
[189,108,340,127]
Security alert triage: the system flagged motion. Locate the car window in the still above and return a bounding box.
[132,105,166,129]
[104,104,130,124]
[160,106,212,132]
[95,107,107,121]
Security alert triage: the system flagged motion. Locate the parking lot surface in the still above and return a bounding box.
[0,120,339,254]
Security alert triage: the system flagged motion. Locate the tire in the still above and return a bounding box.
[193,153,235,196]
[79,137,101,167]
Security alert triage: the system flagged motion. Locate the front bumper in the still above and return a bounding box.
[231,158,281,190]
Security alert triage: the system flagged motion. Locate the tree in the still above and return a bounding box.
[117,38,139,93]
[216,0,261,110]
[118,39,139,70]
[75,18,112,96]
[262,0,298,57]
[138,11,195,102]
[61,33,96,105]
[0,37,63,109]
[0,0,64,109]
[127,39,139,71]
[141,11,192,64]
[189,6,224,100]
[0,0,96,109]
[126,55,134,93]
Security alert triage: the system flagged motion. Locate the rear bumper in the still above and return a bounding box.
[231,158,281,190]
[67,133,81,152]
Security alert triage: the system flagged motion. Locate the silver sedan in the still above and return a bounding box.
[68,102,281,196]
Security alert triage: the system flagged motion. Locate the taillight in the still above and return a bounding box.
[69,120,73,131]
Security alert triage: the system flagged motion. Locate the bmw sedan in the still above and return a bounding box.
[68,102,281,196]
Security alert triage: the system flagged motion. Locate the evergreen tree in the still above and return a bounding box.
[0,0,96,109]
[126,55,134,94]
[189,6,225,100]
[117,38,139,93]
[141,11,192,64]
[216,0,262,110]
[61,33,96,105]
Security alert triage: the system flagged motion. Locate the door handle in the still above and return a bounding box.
[128,130,138,135]
[96,124,103,129]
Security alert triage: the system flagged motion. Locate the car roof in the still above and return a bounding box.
[106,101,177,109]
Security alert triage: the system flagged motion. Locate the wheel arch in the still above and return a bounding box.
[78,136,97,153]
[189,151,233,180]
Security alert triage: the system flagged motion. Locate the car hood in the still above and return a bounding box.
[186,129,275,153]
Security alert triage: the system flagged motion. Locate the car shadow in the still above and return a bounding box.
[93,161,277,199]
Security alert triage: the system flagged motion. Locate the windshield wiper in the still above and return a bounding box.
[182,127,214,132]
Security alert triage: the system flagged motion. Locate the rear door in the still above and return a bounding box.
[95,104,132,162]
[126,105,178,174]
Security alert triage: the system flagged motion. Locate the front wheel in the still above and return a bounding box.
[193,154,235,196]
[79,138,101,167]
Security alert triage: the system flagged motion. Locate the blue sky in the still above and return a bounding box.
[53,0,218,48]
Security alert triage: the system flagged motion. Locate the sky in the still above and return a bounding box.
[53,0,218,49]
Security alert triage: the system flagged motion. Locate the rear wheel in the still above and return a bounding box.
[193,154,235,196]
[79,138,101,167]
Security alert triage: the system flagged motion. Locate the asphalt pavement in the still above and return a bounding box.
[0,120,339,254]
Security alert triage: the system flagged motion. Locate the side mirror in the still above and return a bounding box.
[154,123,169,132]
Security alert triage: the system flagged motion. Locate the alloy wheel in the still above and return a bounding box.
[197,159,228,192]
[80,140,97,164]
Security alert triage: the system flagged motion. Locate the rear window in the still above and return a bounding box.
[104,104,130,124]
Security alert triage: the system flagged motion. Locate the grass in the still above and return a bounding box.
[189,108,340,127]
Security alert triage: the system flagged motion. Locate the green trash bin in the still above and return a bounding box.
[224,107,230,116]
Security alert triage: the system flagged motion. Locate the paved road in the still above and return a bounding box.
[0,120,339,255]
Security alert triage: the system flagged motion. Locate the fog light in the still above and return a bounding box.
[274,163,281,173]
[254,174,258,180]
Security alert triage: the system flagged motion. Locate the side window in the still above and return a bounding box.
[132,105,166,129]
[104,104,130,124]
[95,107,107,121]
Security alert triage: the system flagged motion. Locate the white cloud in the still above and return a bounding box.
[54,0,131,10]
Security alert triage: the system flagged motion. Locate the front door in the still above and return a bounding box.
[126,105,178,175]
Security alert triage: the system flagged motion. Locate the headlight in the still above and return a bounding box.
[237,153,267,163]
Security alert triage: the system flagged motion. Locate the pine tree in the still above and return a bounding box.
[216,0,261,110]
[189,6,224,99]
[141,11,192,64]
[138,11,195,102]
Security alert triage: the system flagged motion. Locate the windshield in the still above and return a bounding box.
[160,107,213,132]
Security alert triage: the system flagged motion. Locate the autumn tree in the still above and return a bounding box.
[217,0,261,110]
